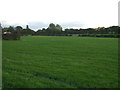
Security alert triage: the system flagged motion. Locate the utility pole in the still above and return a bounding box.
[0,23,2,40]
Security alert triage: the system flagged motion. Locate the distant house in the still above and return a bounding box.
[3,32,11,34]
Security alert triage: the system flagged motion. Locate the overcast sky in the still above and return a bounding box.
[0,0,119,30]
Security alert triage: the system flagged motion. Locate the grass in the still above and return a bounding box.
[2,36,118,88]
[0,40,2,89]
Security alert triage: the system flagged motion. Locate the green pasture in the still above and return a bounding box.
[2,36,118,88]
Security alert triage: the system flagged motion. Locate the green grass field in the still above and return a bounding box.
[2,36,118,88]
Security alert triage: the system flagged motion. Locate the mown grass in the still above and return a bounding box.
[0,40,2,89]
[2,36,118,88]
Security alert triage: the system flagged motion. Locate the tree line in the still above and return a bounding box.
[2,23,120,40]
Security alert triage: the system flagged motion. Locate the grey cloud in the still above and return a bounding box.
[28,21,85,30]
[1,21,85,30]
[60,22,84,29]
[28,22,49,30]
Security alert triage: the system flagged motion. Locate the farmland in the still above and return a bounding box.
[2,36,118,88]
